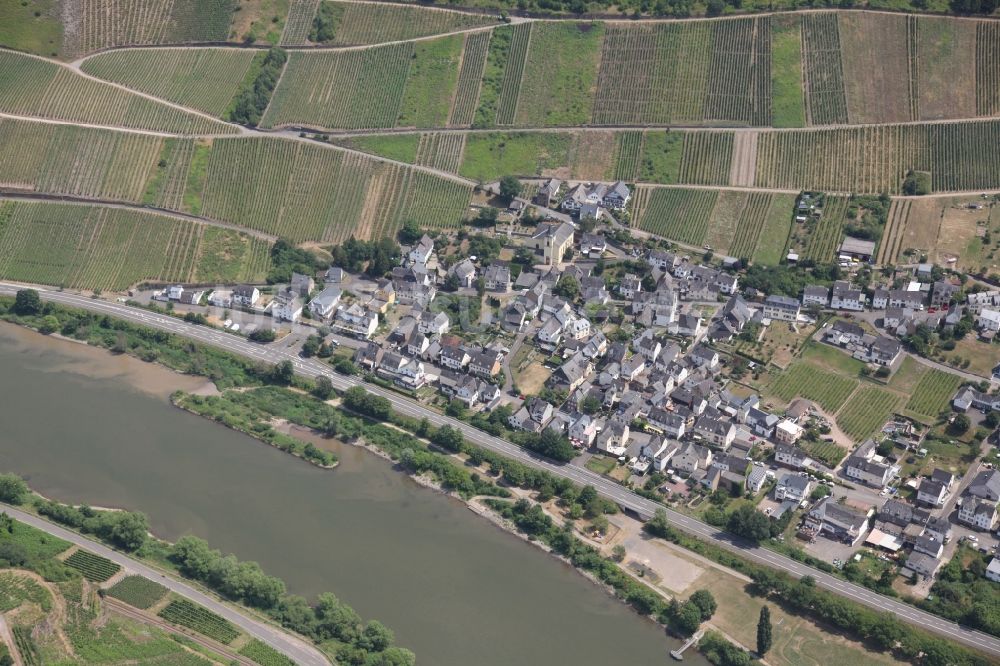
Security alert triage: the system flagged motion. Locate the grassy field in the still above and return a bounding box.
[341,135,420,164]
[916,17,976,121]
[516,22,604,127]
[0,0,62,57]
[459,132,572,181]
[0,200,272,291]
[878,195,999,271]
[398,35,464,128]
[0,51,237,135]
[638,131,685,183]
[770,15,805,128]
[81,47,258,117]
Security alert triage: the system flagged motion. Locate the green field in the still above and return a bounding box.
[770,16,806,128]
[239,638,296,666]
[516,22,604,127]
[0,51,237,134]
[0,0,63,57]
[904,368,963,419]
[632,187,719,245]
[0,572,51,612]
[340,135,420,164]
[158,598,240,644]
[836,386,903,440]
[302,0,495,45]
[769,363,858,413]
[798,438,848,468]
[398,35,464,128]
[81,48,257,117]
[459,132,572,181]
[638,131,685,183]
[64,550,121,582]
[106,576,169,610]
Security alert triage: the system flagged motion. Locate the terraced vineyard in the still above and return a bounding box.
[904,368,963,419]
[837,386,903,440]
[801,13,848,125]
[754,121,1000,194]
[263,44,413,130]
[770,363,858,413]
[0,200,271,290]
[0,51,237,134]
[64,550,121,582]
[450,31,492,126]
[158,598,240,644]
[632,187,718,245]
[678,132,734,186]
[310,1,496,45]
[80,48,257,117]
[106,576,169,610]
[65,0,235,56]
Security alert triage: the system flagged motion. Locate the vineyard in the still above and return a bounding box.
[239,638,296,666]
[450,31,492,126]
[415,133,466,173]
[801,13,848,125]
[632,187,718,245]
[0,573,51,612]
[838,13,912,125]
[263,44,413,130]
[730,193,792,262]
[0,51,237,135]
[802,195,849,262]
[754,121,1000,194]
[904,368,963,419]
[106,576,169,609]
[515,22,604,127]
[158,598,240,644]
[769,362,858,413]
[0,200,270,290]
[64,0,235,56]
[612,131,644,181]
[798,438,847,468]
[64,550,121,582]
[495,23,530,125]
[876,199,912,265]
[837,386,903,441]
[311,1,495,45]
[678,132,734,186]
[280,0,320,45]
[704,17,770,125]
[977,22,1000,116]
[81,48,257,117]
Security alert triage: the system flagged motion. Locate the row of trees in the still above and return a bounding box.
[34,500,149,552]
[331,237,400,277]
[227,47,287,127]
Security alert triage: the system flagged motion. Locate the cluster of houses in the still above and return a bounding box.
[529,180,631,221]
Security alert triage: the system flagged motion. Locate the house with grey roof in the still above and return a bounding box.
[968,469,1000,502]
[775,473,812,503]
[449,258,476,288]
[805,497,870,545]
[308,286,342,318]
[802,285,829,307]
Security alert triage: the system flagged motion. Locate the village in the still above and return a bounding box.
[141,179,1000,606]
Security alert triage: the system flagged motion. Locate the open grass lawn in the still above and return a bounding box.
[770,15,805,128]
[800,340,866,376]
[638,131,684,183]
[902,432,980,478]
[952,336,1000,379]
[0,518,70,562]
[732,320,815,369]
[585,456,617,476]
[0,0,63,57]
[398,35,463,128]
[888,356,928,395]
[340,135,419,164]
[459,132,572,181]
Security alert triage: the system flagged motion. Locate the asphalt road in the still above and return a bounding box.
[0,504,328,666]
[3,283,1000,658]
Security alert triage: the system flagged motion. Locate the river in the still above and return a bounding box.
[0,324,705,665]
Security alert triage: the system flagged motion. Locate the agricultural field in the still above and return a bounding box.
[341,134,420,164]
[0,51,238,135]
[836,386,903,441]
[415,133,467,173]
[612,131,644,181]
[796,195,850,262]
[159,598,241,644]
[637,131,684,183]
[473,23,530,127]
[515,22,604,127]
[63,0,235,57]
[728,192,795,264]
[0,0,63,57]
[63,549,121,582]
[915,17,976,121]
[0,573,51,613]
[768,362,858,413]
[677,132,734,186]
[801,13,848,125]
[769,15,805,128]
[0,200,271,290]
[301,1,496,45]
[280,0,320,45]
[838,12,912,124]
[876,199,913,265]
[976,22,1000,117]
[632,187,718,246]
[106,576,169,610]
[80,48,258,117]
[262,44,412,129]
[798,438,847,468]
[704,17,770,125]
[754,121,1000,194]
[877,195,999,270]
[904,367,963,420]
[397,35,463,128]
[459,132,572,182]
[240,638,296,666]
[450,31,492,126]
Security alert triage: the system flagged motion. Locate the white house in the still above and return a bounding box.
[334,304,378,339]
[308,286,342,318]
[233,285,261,307]
[272,291,303,323]
[978,309,1000,333]
[775,473,812,503]
[958,498,998,531]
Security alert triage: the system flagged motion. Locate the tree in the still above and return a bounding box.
[757,605,772,655]
[689,589,717,621]
[431,425,464,452]
[107,512,149,551]
[675,600,704,635]
[612,544,626,562]
[0,475,28,505]
[248,328,276,343]
[727,504,771,542]
[553,274,580,301]
[270,360,294,385]
[313,376,334,400]
[580,395,602,415]
[397,219,422,245]
[949,413,971,435]
[38,315,60,334]
[499,175,522,202]
[902,170,931,195]
[13,289,41,316]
